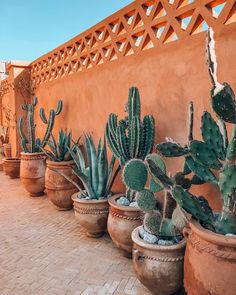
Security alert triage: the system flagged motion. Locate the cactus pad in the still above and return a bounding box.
[137,189,156,212]
[157,142,189,157]
[159,218,180,237]
[201,111,225,160]
[143,211,162,236]
[122,159,148,191]
[190,140,222,169]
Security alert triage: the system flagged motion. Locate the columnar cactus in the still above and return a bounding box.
[106,87,155,201]
[155,28,236,235]
[18,97,62,153]
[105,87,155,166]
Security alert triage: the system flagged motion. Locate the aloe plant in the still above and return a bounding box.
[56,134,120,200]
[40,129,74,162]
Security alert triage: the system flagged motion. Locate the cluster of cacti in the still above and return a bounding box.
[106,87,155,202]
[18,97,63,153]
[106,87,155,167]
[56,134,120,199]
[154,29,236,235]
[122,156,181,240]
[40,129,74,162]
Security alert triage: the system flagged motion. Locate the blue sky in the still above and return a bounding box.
[0,0,133,62]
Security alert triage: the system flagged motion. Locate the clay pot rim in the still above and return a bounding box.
[108,194,141,212]
[132,226,186,251]
[46,159,74,167]
[72,192,109,204]
[4,157,21,162]
[189,219,236,247]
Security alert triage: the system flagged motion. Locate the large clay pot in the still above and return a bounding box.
[3,158,20,178]
[3,143,11,158]
[183,220,236,295]
[20,152,46,197]
[72,192,109,238]
[45,160,78,210]
[107,194,143,257]
[132,226,186,295]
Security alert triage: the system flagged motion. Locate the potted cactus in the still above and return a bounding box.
[150,29,236,295]
[56,134,120,238]
[122,155,186,295]
[18,97,62,197]
[0,125,11,157]
[105,86,155,256]
[41,129,79,210]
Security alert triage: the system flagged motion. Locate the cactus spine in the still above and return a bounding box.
[18,98,62,153]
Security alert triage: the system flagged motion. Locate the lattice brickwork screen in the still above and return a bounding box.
[31,0,236,86]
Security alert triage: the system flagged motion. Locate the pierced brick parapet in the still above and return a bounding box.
[31,0,236,86]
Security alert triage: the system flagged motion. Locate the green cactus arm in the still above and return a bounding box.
[185,156,218,184]
[108,114,118,139]
[189,140,222,169]
[139,115,155,159]
[27,108,35,153]
[41,110,55,148]
[39,108,48,124]
[55,100,63,115]
[157,141,189,157]
[128,87,141,121]
[116,123,130,164]
[18,118,29,152]
[226,125,236,162]
[201,111,225,160]
[105,123,121,161]
[171,186,213,224]
[129,116,141,158]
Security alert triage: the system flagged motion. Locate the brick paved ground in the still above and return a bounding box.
[0,172,150,295]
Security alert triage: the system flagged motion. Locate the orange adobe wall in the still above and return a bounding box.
[1,0,236,210]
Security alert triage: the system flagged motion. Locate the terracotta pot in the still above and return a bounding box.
[20,152,46,197]
[132,226,186,295]
[107,194,143,257]
[3,143,11,158]
[3,158,20,178]
[72,192,109,238]
[45,159,78,210]
[183,220,236,295]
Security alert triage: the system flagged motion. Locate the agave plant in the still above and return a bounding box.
[41,129,74,162]
[56,134,120,200]
[0,125,9,145]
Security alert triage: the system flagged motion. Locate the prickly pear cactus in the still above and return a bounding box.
[155,28,236,235]
[18,97,63,153]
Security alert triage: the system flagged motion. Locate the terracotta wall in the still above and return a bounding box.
[1,0,236,209]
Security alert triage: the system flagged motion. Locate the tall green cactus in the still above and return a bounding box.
[155,29,236,235]
[18,97,62,153]
[106,87,155,201]
[106,87,155,166]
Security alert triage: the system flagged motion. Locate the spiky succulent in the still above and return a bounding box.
[18,97,63,153]
[154,29,236,235]
[55,134,120,200]
[40,129,74,162]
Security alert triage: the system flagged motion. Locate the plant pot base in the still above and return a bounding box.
[30,192,45,197]
[86,231,105,238]
[54,205,73,211]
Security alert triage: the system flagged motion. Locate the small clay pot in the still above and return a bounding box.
[3,143,11,158]
[107,194,143,257]
[183,220,236,295]
[72,192,109,238]
[3,158,20,178]
[20,152,46,197]
[45,160,78,210]
[132,226,186,295]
